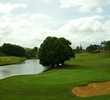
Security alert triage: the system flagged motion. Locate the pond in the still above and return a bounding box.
[0,59,47,79]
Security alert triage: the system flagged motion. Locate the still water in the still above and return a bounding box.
[0,59,47,79]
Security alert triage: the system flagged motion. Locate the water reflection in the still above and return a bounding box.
[0,59,47,79]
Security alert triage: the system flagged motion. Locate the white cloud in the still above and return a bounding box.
[0,3,52,47]
[0,1,110,49]
[0,2,27,14]
[59,0,110,13]
[57,15,103,33]
[96,7,103,13]
[44,0,50,4]
[56,15,110,48]
[13,3,27,9]
[1,10,110,49]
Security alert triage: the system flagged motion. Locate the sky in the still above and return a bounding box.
[0,0,110,49]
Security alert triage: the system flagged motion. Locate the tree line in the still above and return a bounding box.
[0,37,75,68]
[0,37,110,68]
[0,39,110,57]
[0,43,38,58]
[86,41,110,54]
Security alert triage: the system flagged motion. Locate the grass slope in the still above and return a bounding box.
[0,53,110,100]
[0,56,26,66]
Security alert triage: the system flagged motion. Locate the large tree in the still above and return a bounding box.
[38,36,75,67]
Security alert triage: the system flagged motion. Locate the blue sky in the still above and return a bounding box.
[0,0,110,48]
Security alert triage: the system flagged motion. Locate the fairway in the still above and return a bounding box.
[0,53,110,100]
[0,56,26,66]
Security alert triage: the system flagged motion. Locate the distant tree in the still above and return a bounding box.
[101,41,110,54]
[76,46,80,53]
[106,41,110,51]
[0,46,1,52]
[0,46,3,56]
[86,44,100,53]
[76,44,83,53]
[38,36,75,67]
[2,43,26,57]
[25,47,38,59]
[33,47,38,56]
[34,47,38,51]
[80,44,83,51]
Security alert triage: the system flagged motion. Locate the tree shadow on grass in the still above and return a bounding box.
[44,64,88,73]
[57,64,85,70]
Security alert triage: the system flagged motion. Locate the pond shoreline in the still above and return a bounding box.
[0,57,26,66]
[0,59,47,79]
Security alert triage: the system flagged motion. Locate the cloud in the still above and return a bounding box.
[44,0,50,4]
[59,0,110,13]
[57,15,103,33]
[0,1,110,49]
[13,3,27,9]
[96,7,103,13]
[0,2,27,14]
[0,2,52,47]
[56,15,110,48]
[0,8,110,49]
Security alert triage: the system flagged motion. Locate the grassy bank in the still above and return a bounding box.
[0,53,110,100]
[0,56,26,66]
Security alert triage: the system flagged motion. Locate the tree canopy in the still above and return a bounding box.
[38,36,75,67]
[25,47,38,59]
[1,43,26,57]
[101,41,110,54]
[86,44,100,53]
[76,45,83,53]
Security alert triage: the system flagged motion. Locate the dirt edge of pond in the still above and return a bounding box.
[72,81,110,97]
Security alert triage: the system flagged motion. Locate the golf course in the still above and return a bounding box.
[0,56,26,66]
[0,53,110,100]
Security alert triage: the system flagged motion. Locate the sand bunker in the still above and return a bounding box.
[72,81,110,97]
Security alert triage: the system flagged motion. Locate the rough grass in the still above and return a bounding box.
[0,56,26,66]
[0,53,110,100]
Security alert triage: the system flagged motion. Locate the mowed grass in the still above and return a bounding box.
[0,56,26,66]
[0,53,110,100]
